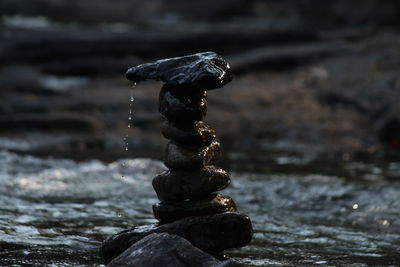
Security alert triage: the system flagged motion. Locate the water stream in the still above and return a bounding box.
[0,149,399,266]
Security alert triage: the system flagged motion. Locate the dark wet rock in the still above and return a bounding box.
[153,194,237,223]
[126,52,232,91]
[164,141,221,170]
[102,212,253,264]
[159,85,207,123]
[152,166,230,201]
[162,121,216,146]
[107,233,245,267]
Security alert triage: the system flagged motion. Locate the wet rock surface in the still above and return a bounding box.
[159,85,207,123]
[107,233,245,267]
[164,141,221,170]
[102,212,253,265]
[153,194,237,223]
[126,52,232,91]
[152,166,231,201]
[162,121,217,146]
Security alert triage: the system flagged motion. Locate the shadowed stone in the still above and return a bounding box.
[164,141,221,170]
[153,194,237,223]
[126,52,232,91]
[152,166,230,201]
[107,233,245,267]
[102,212,253,265]
[159,85,207,123]
[162,121,216,146]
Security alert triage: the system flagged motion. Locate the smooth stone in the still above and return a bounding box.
[162,121,216,146]
[126,51,232,91]
[159,85,207,123]
[102,212,253,265]
[153,193,237,223]
[107,233,245,267]
[164,141,221,170]
[152,165,230,201]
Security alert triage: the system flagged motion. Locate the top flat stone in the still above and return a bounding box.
[126,52,232,91]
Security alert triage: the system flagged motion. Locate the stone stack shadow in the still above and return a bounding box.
[102,52,252,265]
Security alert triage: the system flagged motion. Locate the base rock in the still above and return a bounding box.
[107,233,245,267]
[102,212,253,265]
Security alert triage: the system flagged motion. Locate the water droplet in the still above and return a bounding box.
[123,89,134,153]
[352,204,359,210]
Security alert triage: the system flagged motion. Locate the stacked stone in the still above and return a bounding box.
[102,52,252,265]
[152,84,237,223]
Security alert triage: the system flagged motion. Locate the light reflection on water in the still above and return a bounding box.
[0,150,399,266]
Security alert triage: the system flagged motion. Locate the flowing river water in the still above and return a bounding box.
[0,149,399,266]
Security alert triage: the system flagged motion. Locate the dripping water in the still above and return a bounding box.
[119,83,136,218]
[124,83,135,153]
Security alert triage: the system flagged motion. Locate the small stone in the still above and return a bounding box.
[152,165,230,201]
[162,121,216,146]
[159,85,207,123]
[164,141,221,170]
[153,193,237,223]
[107,233,245,267]
[126,51,233,91]
[102,212,253,265]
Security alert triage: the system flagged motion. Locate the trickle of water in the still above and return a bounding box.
[124,88,135,151]
[120,86,135,186]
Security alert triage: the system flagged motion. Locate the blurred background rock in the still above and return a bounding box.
[1,0,400,165]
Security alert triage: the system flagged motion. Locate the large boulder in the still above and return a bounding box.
[102,212,253,265]
[107,233,245,267]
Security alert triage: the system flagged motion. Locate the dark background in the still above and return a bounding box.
[1,0,400,166]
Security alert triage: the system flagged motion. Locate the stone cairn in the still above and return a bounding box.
[102,52,253,265]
